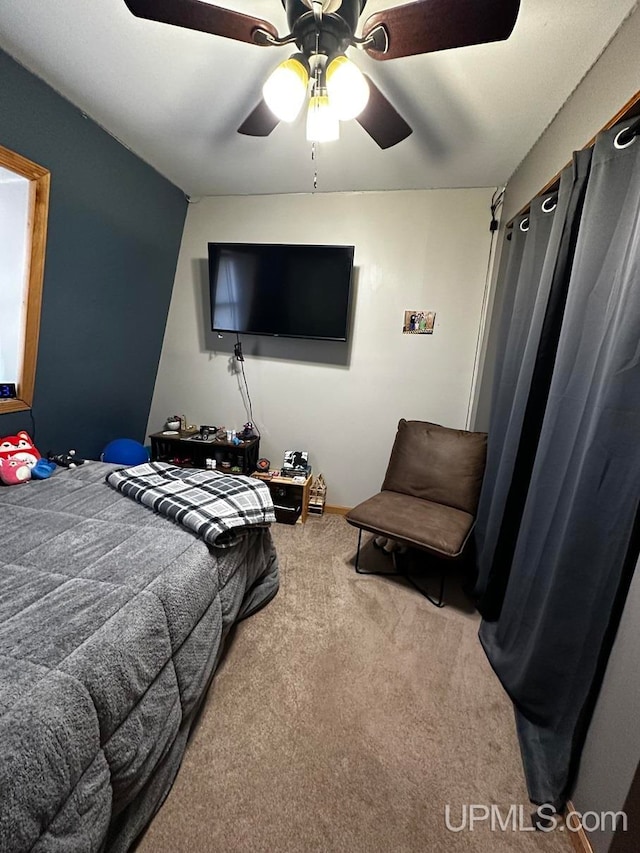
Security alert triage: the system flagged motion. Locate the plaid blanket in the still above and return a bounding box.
[106,462,275,547]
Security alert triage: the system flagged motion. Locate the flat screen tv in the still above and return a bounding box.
[208,242,354,341]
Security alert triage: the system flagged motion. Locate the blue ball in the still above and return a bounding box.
[101,438,149,465]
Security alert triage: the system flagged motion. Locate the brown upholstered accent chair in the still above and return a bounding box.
[346,419,487,606]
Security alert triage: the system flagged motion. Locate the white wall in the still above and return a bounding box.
[148,188,494,507]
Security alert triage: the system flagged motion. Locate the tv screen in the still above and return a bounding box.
[208,242,354,341]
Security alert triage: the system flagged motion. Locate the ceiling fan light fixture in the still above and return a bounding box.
[306,93,339,143]
[263,55,310,122]
[326,55,369,120]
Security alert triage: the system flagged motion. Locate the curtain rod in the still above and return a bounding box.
[506,89,640,228]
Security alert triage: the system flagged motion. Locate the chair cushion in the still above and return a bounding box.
[382,419,487,515]
[346,491,475,559]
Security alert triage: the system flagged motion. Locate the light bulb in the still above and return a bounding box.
[326,55,370,120]
[263,56,309,122]
[306,93,339,142]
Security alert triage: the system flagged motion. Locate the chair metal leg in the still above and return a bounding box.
[353,529,447,607]
[394,551,446,608]
[354,528,363,573]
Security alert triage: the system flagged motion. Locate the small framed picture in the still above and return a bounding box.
[403,310,436,334]
[283,450,309,472]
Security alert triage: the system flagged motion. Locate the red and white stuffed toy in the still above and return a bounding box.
[0,431,41,485]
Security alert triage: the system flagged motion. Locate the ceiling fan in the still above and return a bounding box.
[123,0,521,148]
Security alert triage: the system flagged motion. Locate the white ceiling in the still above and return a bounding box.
[0,0,637,196]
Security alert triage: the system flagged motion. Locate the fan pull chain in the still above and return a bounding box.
[312,142,318,190]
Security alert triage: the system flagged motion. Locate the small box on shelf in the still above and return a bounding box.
[179,426,199,438]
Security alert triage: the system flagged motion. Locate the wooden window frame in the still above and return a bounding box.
[0,145,50,414]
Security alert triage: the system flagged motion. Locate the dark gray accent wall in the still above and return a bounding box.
[0,48,187,459]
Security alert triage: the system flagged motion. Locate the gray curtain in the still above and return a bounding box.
[475,150,592,617]
[474,195,557,598]
[477,120,640,807]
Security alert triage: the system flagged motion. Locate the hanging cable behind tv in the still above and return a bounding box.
[234,335,260,438]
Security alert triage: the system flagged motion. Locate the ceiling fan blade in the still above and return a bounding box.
[123,0,279,46]
[362,0,520,61]
[356,76,412,149]
[238,100,280,137]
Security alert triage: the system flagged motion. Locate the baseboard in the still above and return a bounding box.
[324,505,350,516]
[566,801,595,853]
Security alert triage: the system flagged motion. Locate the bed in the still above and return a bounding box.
[0,461,279,852]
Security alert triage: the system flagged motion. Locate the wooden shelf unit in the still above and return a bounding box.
[149,432,259,475]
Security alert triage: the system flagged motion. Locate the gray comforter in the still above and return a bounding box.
[0,462,279,853]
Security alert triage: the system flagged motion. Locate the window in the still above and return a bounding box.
[0,144,50,414]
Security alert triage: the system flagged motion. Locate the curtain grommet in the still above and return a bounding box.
[614,127,637,150]
[542,197,557,213]
[520,217,530,232]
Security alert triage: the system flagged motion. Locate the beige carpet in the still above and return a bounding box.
[136,515,571,853]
